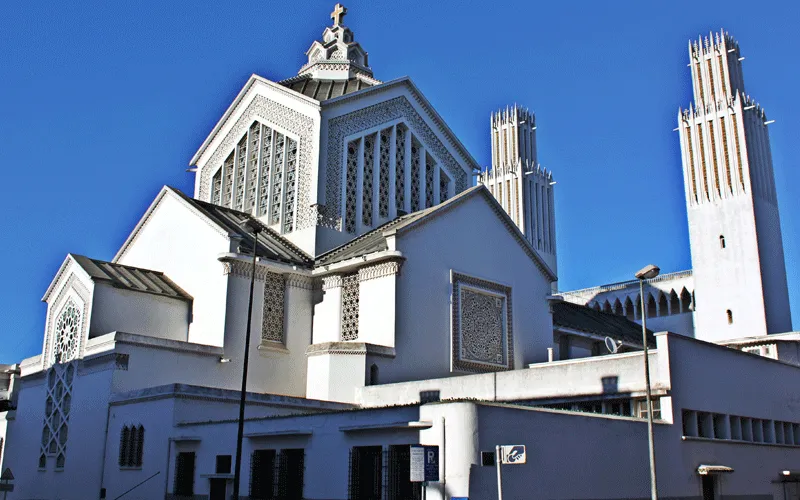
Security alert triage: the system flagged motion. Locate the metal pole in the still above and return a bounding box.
[495,445,503,500]
[640,279,658,500]
[232,228,260,500]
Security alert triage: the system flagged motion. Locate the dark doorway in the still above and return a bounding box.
[387,445,422,500]
[702,475,716,500]
[249,449,276,499]
[349,446,383,500]
[174,451,195,496]
[209,478,227,500]
[277,448,305,500]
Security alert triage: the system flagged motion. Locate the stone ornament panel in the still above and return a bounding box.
[320,96,468,230]
[357,260,401,282]
[199,95,315,231]
[40,362,75,470]
[261,273,286,344]
[340,273,360,340]
[43,273,90,369]
[451,272,514,373]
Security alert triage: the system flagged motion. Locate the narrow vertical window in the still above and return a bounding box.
[410,139,421,212]
[245,122,261,213]
[709,121,720,197]
[439,170,450,204]
[395,124,406,213]
[425,153,435,208]
[271,134,286,226]
[283,137,298,233]
[362,134,375,227]
[727,309,733,324]
[732,115,745,192]
[234,135,248,211]
[222,153,235,207]
[258,125,274,216]
[697,124,709,200]
[719,235,726,249]
[378,128,391,218]
[720,118,732,193]
[211,168,222,205]
[686,125,698,203]
[341,273,360,340]
[369,364,379,386]
[345,139,359,233]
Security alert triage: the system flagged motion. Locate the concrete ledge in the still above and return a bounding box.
[306,342,396,358]
[340,420,432,432]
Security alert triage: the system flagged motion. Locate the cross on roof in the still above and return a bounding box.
[331,3,347,27]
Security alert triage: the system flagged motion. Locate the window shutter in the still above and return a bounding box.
[135,426,144,467]
[119,426,129,466]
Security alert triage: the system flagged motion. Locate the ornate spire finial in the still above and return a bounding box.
[331,3,347,27]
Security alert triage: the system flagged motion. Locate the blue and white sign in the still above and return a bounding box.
[500,445,526,464]
[410,445,439,482]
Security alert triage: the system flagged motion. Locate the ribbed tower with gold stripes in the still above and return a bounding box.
[678,30,791,341]
[479,105,557,276]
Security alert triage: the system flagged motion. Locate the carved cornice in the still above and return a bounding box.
[357,260,401,282]
[286,273,315,290]
[305,342,396,358]
[321,275,344,290]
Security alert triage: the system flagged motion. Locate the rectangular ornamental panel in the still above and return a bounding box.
[451,272,513,372]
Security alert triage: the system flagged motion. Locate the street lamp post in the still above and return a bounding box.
[635,264,660,500]
[232,219,262,500]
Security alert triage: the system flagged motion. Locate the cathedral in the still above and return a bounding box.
[1,6,798,500]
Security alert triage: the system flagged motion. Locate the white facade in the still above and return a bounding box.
[1,8,798,500]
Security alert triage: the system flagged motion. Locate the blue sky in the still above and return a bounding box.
[1,1,798,363]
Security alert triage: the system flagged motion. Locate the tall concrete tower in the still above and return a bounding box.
[678,31,791,341]
[479,106,557,276]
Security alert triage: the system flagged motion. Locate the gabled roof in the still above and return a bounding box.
[552,301,655,348]
[316,186,556,280]
[70,254,193,301]
[114,187,313,269]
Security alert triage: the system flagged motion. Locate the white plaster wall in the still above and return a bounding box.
[89,283,189,341]
[358,273,396,347]
[115,192,230,347]
[311,285,342,344]
[688,195,770,341]
[371,193,553,385]
[3,361,115,500]
[306,353,365,402]
[0,412,7,470]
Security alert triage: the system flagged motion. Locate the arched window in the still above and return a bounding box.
[634,295,642,320]
[592,302,601,311]
[658,293,668,317]
[720,235,726,249]
[647,294,657,318]
[602,300,612,314]
[680,288,693,313]
[727,309,733,324]
[369,364,379,386]
[613,298,623,316]
[624,297,635,320]
[669,290,680,315]
[119,425,144,468]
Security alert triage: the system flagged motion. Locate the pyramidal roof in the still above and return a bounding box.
[279,3,381,101]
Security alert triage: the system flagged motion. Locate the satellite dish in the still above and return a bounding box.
[604,336,621,354]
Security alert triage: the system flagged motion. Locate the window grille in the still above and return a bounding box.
[234,135,248,211]
[379,128,391,218]
[249,449,276,499]
[424,153,435,208]
[362,134,375,227]
[410,140,421,212]
[222,153,235,207]
[395,124,406,213]
[211,169,222,205]
[174,451,195,496]
[258,125,274,216]
[40,362,75,470]
[387,445,422,500]
[246,122,261,213]
[697,124,708,200]
[119,425,144,467]
[283,138,298,233]
[348,446,382,500]
[271,134,286,226]
[709,121,720,197]
[341,273,360,341]
[345,140,359,233]
[261,272,286,344]
[439,172,450,204]
[277,448,305,500]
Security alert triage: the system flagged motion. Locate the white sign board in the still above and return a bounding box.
[410,446,425,482]
[499,445,526,464]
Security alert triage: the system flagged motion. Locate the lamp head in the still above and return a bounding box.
[240,218,263,234]
[635,264,660,281]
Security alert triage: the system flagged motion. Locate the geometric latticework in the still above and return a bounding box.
[119,424,145,468]
[362,134,375,227]
[410,139,421,212]
[271,134,286,226]
[395,124,407,213]
[212,168,222,205]
[40,362,75,470]
[345,140,359,233]
[340,273,359,340]
[283,138,298,233]
[258,125,274,217]
[378,128,391,218]
[439,171,450,204]
[261,272,286,344]
[222,153,235,207]
[234,135,248,211]
[245,122,261,213]
[451,272,513,373]
[425,152,435,208]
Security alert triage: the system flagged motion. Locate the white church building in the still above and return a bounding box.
[1,7,798,500]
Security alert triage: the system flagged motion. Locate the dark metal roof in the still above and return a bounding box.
[279,75,376,101]
[71,254,193,301]
[170,189,313,268]
[552,301,655,347]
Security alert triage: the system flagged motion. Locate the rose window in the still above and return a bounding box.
[54,300,81,363]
